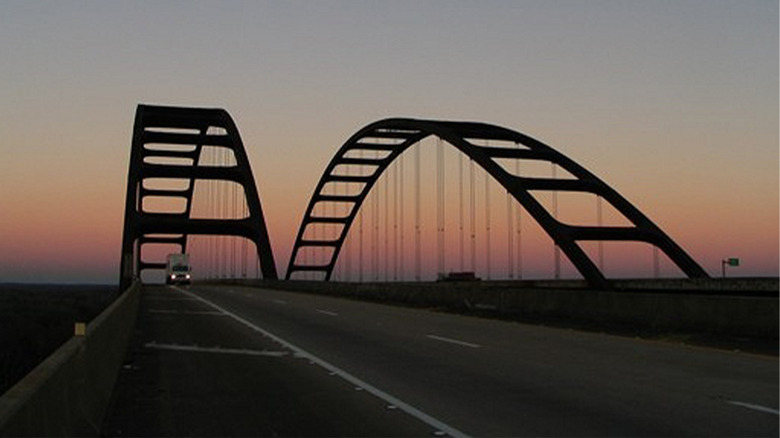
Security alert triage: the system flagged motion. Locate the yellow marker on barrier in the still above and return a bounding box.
[74,322,86,336]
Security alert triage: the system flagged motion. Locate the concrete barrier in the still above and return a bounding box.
[0,281,141,437]
[236,279,778,340]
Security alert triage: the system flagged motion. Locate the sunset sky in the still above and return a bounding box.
[0,1,777,284]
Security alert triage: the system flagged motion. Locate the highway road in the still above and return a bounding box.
[104,284,778,437]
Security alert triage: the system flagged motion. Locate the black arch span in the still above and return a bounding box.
[285,118,708,288]
[120,104,277,289]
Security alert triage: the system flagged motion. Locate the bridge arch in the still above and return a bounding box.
[120,104,277,289]
[286,118,708,288]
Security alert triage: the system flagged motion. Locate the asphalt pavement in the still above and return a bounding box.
[102,284,778,437]
[101,285,438,437]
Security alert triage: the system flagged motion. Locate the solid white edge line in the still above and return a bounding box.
[726,400,780,415]
[426,334,481,349]
[174,287,470,438]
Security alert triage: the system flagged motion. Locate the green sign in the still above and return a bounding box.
[727,258,740,267]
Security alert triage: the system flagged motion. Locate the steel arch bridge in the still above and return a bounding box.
[286,118,708,289]
[119,104,277,290]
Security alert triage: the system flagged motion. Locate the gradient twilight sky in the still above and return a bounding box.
[0,1,777,284]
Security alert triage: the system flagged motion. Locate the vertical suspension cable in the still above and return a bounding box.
[328,179,335,281]
[204,168,211,279]
[358,200,364,283]
[484,168,491,280]
[373,149,379,281]
[653,247,660,278]
[315,214,321,280]
[343,166,351,282]
[597,195,604,272]
[393,159,399,281]
[216,146,222,279]
[214,147,219,279]
[207,138,212,279]
[552,162,560,280]
[213,151,218,279]
[507,188,514,279]
[399,153,404,281]
[214,154,218,278]
[230,177,236,279]
[227,175,231,279]
[242,193,247,278]
[209,148,219,279]
[216,149,221,279]
[217,148,225,278]
[223,183,228,278]
[436,138,445,278]
[301,229,308,280]
[328,183,334,281]
[223,149,229,279]
[469,158,476,273]
[384,158,389,282]
[221,136,227,279]
[358,150,365,282]
[210,147,216,279]
[515,157,523,280]
[414,142,421,281]
[459,153,465,272]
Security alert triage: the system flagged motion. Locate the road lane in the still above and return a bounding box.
[177,286,467,438]
[190,284,778,437]
[101,286,441,437]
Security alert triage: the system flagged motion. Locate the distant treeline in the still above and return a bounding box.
[0,285,115,395]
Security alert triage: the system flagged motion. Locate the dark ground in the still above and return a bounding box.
[0,284,115,395]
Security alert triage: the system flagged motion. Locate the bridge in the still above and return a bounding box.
[1,105,776,437]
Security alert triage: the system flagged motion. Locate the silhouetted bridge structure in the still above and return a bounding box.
[2,105,776,437]
[120,105,709,289]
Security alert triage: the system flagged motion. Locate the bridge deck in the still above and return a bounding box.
[102,284,778,437]
[100,285,434,437]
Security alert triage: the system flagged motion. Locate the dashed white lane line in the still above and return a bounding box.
[175,287,469,438]
[426,334,481,349]
[316,309,339,317]
[146,297,199,301]
[148,309,226,316]
[726,400,779,415]
[144,341,289,357]
[272,299,288,305]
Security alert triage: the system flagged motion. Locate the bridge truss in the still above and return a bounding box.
[119,104,276,289]
[286,118,708,289]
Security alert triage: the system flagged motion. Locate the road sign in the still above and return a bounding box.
[721,257,740,277]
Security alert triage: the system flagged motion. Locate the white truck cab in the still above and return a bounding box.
[165,253,191,285]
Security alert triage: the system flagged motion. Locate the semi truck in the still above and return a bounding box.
[165,253,191,285]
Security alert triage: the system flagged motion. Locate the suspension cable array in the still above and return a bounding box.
[286,118,709,289]
[187,141,261,281]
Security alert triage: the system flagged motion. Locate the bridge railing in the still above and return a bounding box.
[235,278,778,340]
[0,281,141,437]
